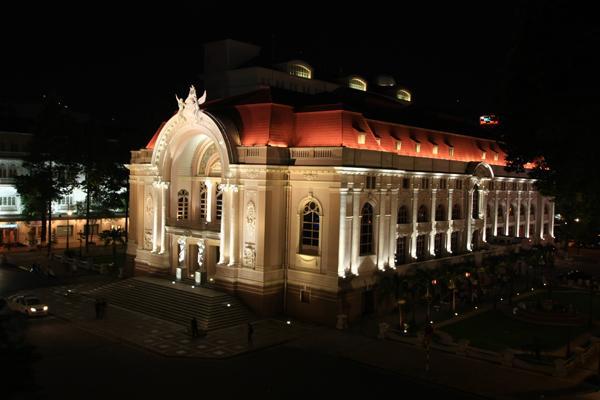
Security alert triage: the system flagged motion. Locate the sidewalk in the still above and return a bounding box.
[22,281,312,359]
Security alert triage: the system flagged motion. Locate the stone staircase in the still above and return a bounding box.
[83,277,250,331]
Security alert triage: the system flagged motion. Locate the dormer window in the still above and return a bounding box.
[448,146,454,157]
[396,89,412,102]
[432,145,439,155]
[494,152,499,161]
[482,151,486,160]
[357,133,366,144]
[395,140,402,151]
[415,143,421,153]
[349,76,367,91]
[289,62,312,79]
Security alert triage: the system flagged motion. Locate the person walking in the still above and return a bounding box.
[190,317,199,338]
[247,322,254,346]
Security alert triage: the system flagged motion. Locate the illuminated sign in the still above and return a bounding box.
[480,114,499,126]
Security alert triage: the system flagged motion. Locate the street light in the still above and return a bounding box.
[66,210,73,251]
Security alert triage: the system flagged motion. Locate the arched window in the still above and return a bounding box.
[472,186,480,219]
[0,165,6,178]
[301,200,321,254]
[177,190,189,220]
[349,76,367,91]
[397,205,409,224]
[435,204,445,221]
[498,205,504,218]
[417,205,428,223]
[396,89,412,102]
[360,203,374,255]
[199,183,208,221]
[289,62,312,79]
[452,204,461,220]
[216,189,223,221]
[416,235,427,260]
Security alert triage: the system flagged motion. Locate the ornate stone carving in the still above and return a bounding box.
[246,201,256,232]
[197,240,206,269]
[145,195,153,215]
[243,243,256,269]
[144,230,153,250]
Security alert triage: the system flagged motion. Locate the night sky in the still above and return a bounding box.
[0,2,590,153]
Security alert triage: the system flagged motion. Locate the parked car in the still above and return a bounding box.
[5,294,49,317]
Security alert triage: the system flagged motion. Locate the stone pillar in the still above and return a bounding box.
[493,192,499,237]
[351,188,361,274]
[377,188,387,269]
[228,185,239,266]
[159,182,169,254]
[389,188,399,266]
[515,192,522,237]
[410,188,419,259]
[218,184,229,265]
[466,188,474,251]
[429,189,437,256]
[338,188,348,277]
[206,180,213,223]
[525,194,532,238]
[481,189,488,242]
[505,191,511,236]
[446,189,453,252]
[537,195,544,240]
[152,182,159,253]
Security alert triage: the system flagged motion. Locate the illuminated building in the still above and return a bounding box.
[126,40,554,324]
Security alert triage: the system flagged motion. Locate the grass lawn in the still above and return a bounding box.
[440,310,587,352]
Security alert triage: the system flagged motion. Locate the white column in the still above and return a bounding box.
[515,192,522,237]
[549,200,555,238]
[159,182,169,254]
[218,184,229,265]
[377,188,387,270]
[429,189,437,256]
[493,192,499,237]
[466,188,474,251]
[338,189,348,277]
[228,185,239,266]
[481,190,488,242]
[410,188,418,259]
[525,194,532,238]
[446,189,453,252]
[351,188,361,274]
[537,196,544,240]
[152,182,159,253]
[389,188,399,267]
[504,191,511,236]
[206,180,213,223]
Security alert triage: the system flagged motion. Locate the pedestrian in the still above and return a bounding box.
[190,317,199,338]
[100,298,107,319]
[247,322,254,345]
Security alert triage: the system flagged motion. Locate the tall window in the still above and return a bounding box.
[417,205,428,223]
[509,205,515,217]
[451,232,459,253]
[472,185,480,219]
[397,206,409,224]
[395,236,406,266]
[360,203,374,255]
[421,178,429,189]
[402,178,410,189]
[530,205,535,216]
[435,204,445,221]
[544,204,549,215]
[365,176,377,189]
[439,179,447,189]
[487,205,492,218]
[498,205,504,218]
[416,235,427,260]
[452,204,461,220]
[177,189,189,220]
[455,180,463,190]
[434,233,444,256]
[520,204,526,217]
[216,189,223,221]
[199,183,208,221]
[301,201,321,254]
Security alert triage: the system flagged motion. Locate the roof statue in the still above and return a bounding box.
[178,85,207,121]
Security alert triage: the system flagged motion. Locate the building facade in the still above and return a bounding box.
[0,131,125,249]
[128,91,554,325]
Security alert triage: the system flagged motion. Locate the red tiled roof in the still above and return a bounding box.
[145,121,166,149]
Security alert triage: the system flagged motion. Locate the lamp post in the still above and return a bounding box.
[66,210,73,251]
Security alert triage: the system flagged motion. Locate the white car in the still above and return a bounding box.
[6,294,49,317]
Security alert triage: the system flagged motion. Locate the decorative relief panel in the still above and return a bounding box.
[243,243,256,269]
[144,230,153,250]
